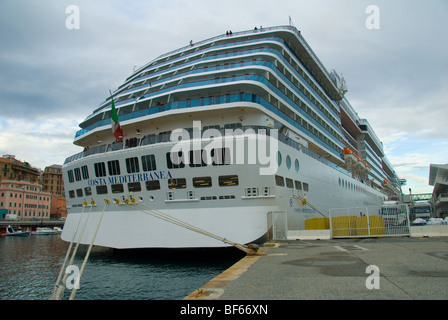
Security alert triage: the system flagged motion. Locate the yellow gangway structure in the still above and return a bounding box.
[367,216,386,235]
[304,217,330,230]
[331,216,357,237]
[305,215,386,238]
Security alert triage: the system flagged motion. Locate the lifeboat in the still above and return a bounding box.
[343,147,357,162]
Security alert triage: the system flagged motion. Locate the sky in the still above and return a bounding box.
[0,0,447,194]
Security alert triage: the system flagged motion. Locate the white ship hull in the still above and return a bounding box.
[61,206,274,249]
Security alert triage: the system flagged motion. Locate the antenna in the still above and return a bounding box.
[289,15,294,27]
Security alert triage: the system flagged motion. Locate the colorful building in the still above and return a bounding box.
[0,155,40,183]
[42,164,65,196]
[0,180,51,221]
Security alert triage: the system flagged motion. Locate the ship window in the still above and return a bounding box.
[76,189,83,197]
[74,168,82,181]
[81,165,89,180]
[145,180,160,191]
[245,187,258,197]
[275,175,284,187]
[295,180,302,190]
[286,156,291,169]
[189,150,207,167]
[111,184,124,193]
[94,162,106,178]
[262,187,270,196]
[84,187,92,196]
[67,170,74,183]
[286,178,294,189]
[193,176,212,188]
[168,178,187,189]
[211,148,231,166]
[126,157,140,173]
[224,123,242,129]
[222,195,236,200]
[108,160,121,176]
[96,185,108,195]
[203,125,220,130]
[167,152,185,169]
[219,175,239,187]
[295,159,300,172]
[277,152,282,166]
[303,183,309,192]
[68,190,75,198]
[128,182,141,193]
[142,154,157,171]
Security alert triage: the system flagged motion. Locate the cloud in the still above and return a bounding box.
[0,117,81,169]
[0,0,447,191]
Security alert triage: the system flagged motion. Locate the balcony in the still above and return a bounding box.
[435,193,448,206]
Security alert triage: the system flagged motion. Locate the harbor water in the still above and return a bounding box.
[0,234,242,300]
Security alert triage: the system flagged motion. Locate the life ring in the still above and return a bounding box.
[104,199,110,204]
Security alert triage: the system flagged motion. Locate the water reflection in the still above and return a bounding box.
[0,236,242,300]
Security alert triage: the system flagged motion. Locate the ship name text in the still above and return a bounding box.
[87,170,173,186]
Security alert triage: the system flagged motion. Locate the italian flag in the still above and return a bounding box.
[110,95,124,142]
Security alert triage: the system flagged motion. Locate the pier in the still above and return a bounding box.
[185,237,448,300]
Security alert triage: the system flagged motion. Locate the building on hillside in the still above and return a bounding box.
[43,164,67,219]
[0,180,51,221]
[42,164,65,196]
[0,155,40,183]
[50,193,67,220]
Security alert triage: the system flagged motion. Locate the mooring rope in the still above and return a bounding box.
[51,196,259,300]
[50,203,92,300]
[68,201,108,300]
[291,194,327,218]
[50,200,106,300]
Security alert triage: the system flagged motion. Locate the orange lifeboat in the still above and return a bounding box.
[343,147,357,162]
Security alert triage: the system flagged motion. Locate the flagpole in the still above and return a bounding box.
[109,90,124,142]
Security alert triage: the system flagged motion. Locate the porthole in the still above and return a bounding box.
[295,159,300,172]
[286,155,291,169]
[277,151,282,166]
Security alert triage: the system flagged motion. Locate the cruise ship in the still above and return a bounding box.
[61,25,401,249]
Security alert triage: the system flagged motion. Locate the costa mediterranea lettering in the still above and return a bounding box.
[87,170,173,186]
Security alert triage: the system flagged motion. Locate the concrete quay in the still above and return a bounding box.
[185,237,448,300]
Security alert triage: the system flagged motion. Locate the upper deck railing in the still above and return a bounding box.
[65,124,353,181]
[130,25,342,97]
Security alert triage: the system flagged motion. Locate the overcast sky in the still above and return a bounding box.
[0,0,446,194]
